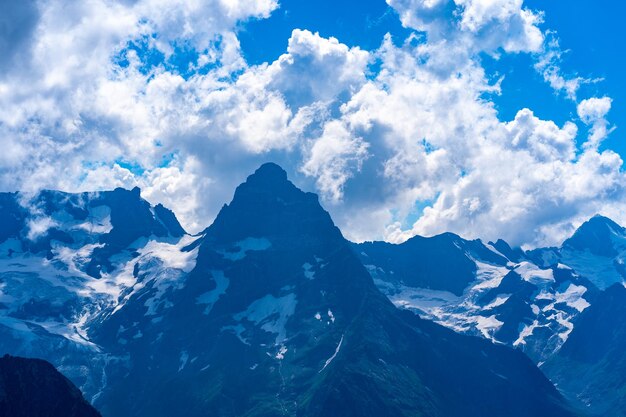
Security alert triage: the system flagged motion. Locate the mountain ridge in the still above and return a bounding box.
[0,163,577,417]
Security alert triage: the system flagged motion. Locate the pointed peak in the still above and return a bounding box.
[572,215,624,236]
[206,163,341,245]
[563,215,625,256]
[234,162,300,201]
[586,214,622,228]
[251,162,288,182]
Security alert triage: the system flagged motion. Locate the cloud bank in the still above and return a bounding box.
[0,0,622,247]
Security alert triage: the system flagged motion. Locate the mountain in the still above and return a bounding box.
[25,163,570,417]
[544,215,626,290]
[355,233,509,296]
[354,214,626,416]
[0,354,101,417]
[0,187,191,396]
[543,283,626,416]
[354,232,599,362]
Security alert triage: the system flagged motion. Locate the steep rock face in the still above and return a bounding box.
[87,163,574,417]
[543,284,626,417]
[0,355,101,417]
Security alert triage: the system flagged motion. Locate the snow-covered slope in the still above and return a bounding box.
[354,222,618,362]
[0,188,192,395]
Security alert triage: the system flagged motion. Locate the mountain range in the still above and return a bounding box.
[0,163,623,416]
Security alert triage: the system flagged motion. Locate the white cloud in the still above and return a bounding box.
[0,0,623,249]
[302,120,370,202]
[577,97,614,149]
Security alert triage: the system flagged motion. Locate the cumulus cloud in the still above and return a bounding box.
[577,97,614,149]
[0,0,622,248]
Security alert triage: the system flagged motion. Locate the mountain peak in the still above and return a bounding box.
[563,215,625,257]
[250,162,288,183]
[206,163,341,244]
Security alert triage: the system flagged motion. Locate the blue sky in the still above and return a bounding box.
[239,0,625,154]
[0,0,624,247]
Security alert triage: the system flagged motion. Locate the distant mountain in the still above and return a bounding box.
[354,231,600,362]
[534,215,626,290]
[354,214,626,415]
[543,283,626,417]
[0,354,101,417]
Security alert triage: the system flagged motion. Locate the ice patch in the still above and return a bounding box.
[483,295,510,310]
[221,237,271,261]
[514,262,554,284]
[473,262,510,290]
[0,238,23,257]
[314,312,321,320]
[75,205,112,234]
[222,324,248,345]
[302,263,315,280]
[319,334,344,373]
[275,345,288,360]
[561,249,623,290]
[386,285,462,314]
[234,293,297,344]
[327,309,335,323]
[196,271,230,315]
[475,315,504,342]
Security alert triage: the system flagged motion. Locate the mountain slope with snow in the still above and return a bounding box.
[0,164,576,417]
[355,214,626,415]
[543,283,626,416]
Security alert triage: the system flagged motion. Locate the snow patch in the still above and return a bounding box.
[26,217,58,241]
[514,262,555,284]
[302,262,315,280]
[196,270,230,315]
[475,315,504,342]
[234,293,297,344]
[483,295,510,310]
[319,334,344,373]
[275,345,288,360]
[555,284,590,312]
